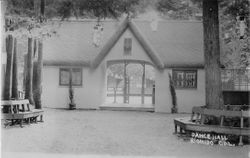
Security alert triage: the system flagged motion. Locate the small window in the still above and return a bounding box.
[59,68,82,86]
[172,70,197,89]
[124,38,132,55]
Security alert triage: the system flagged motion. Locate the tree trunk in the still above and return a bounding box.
[25,38,35,105]
[23,54,27,91]
[41,0,45,16]
[12,38,19,99]
[33,39,43,109]
[203,0,224,109]
[3,35,14,100]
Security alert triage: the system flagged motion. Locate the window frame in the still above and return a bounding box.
[59,67,83,87]
[172,69,197,89]
[124,38,132,55]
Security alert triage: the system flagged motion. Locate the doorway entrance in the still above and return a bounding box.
[106,60,155,106]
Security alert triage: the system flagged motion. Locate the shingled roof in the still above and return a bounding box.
[43,18,204,68]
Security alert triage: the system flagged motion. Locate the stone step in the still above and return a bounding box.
[99,104,154,112]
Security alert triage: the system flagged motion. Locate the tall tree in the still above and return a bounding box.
[33,39,43,109]
[203,0,223,109]
[3,35,14,100]
[5,0,140,106]
[25,38,35,105]
[33,0,45,109]
[11,38,19,99]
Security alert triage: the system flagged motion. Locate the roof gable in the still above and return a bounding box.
[91,17,165,69]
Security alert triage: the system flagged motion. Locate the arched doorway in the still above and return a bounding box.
[106,60,155,106]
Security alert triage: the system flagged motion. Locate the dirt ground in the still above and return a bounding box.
[1,108,249,158]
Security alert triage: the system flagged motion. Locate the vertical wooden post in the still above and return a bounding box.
[174,124,177,134]
[203,0,224,109]
[152,84,155,104]
[12,38,19,99]
[220,116,224,126]
[33,39,43,109]
[40,0,45,16]
[23,54,27,91]
[25,38,35,105]
[239,111,244,146]
[4,35,14,100]
[141,63,145,104]
[123,62,128,103]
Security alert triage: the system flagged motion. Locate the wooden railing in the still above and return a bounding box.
[222,69,250,91]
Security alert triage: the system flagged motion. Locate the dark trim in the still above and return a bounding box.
[165,64,204,69]
[124,38,132,55]
[128,20,164,69]
[106,59,155,68]
[107,94,153,97]
[44,60,90,67]
[92,18,129,68]
[59,67,83,87]
[172,69,198,89]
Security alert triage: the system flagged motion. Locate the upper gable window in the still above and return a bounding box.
[124,38,132,55]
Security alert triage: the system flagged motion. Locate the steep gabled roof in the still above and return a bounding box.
[135,20,204,68]
[43,19,204,68]
[91,17,165,69]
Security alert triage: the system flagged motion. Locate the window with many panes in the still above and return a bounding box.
[124,38,132,55]
[59,68,82,86]
[172,70,197,89]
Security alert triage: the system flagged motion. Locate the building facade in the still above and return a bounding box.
[42,18,206,113]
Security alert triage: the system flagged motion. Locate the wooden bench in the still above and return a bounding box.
[174,106,250,145]
[1,99,44,128]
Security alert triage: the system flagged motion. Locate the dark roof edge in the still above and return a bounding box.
[43,60,205,69]
[128,20,164,69]
[91,18,129,68]
[43,60,90,67]
[164,63,204,69]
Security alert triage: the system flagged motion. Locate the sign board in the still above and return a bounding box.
[190,132,236,147]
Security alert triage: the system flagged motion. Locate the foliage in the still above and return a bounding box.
[219,0,250,68]
[56,0,139,20]
[4,0,140,39]
[156,0,202,20]
[157,0,249,68]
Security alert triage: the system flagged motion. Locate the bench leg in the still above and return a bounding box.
[39,115,43,122]
[174,124,177,134]
[11,119,14,125]
[238,136,243,146]
[34,117,38,123]
[4,120,9,128]
[20,119,24,128]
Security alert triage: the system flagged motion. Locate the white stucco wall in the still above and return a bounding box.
[155,68,205,113]
[42,65,105,109]
[42,28,154,109]
[175,69,205,113]
[42,27,205,112]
